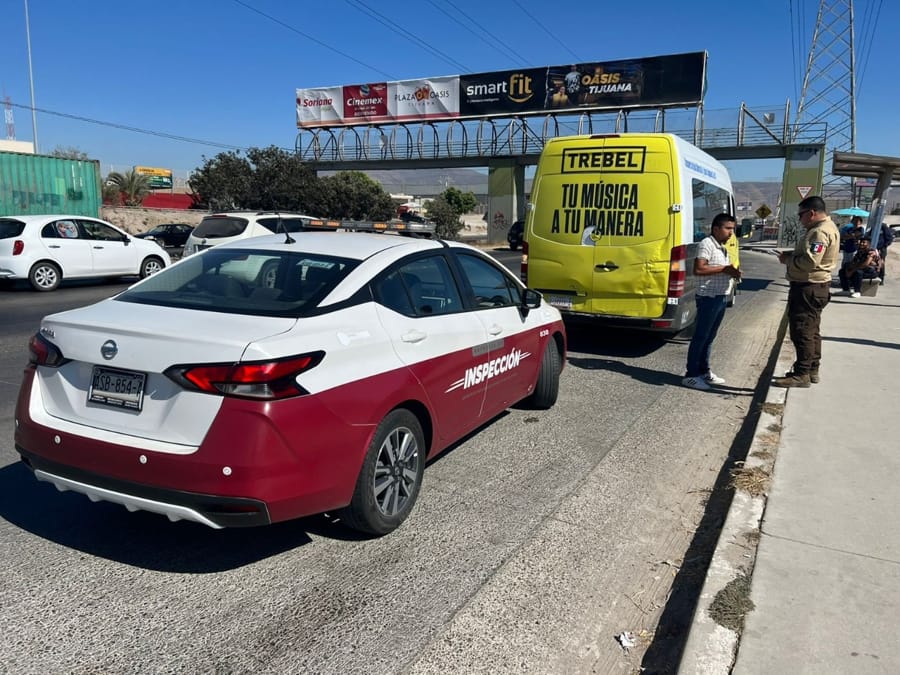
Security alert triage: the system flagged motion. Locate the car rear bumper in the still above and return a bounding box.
[14,367,375,527]
[18,448,271,528]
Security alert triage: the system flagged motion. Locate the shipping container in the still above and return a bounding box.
[0,151,102,217]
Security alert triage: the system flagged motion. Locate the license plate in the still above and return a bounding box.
[547,295,573,310]
[89,366,147,411]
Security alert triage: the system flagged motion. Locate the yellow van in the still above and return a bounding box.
[523,133,738,332]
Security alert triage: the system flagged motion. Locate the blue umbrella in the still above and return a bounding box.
[832,206,869,217]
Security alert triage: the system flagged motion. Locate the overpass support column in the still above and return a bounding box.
[486,159,526,245]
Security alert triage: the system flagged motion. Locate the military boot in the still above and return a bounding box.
[809,369,820,384]
[773,372,811,388]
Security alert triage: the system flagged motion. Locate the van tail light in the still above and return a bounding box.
[13,240,25,255]
[165,352,325,400]
[28,333,69,367]
[520,240,529,283]
[667,245,687,298]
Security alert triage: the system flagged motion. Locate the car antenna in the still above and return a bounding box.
[267,192,295,244]
[277,210,295,244]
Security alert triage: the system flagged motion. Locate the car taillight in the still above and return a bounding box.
[667,245,687,298]
[28,333,68,367]
[13,240,24,255]
[165,352,325,400]
[520,240,529,283]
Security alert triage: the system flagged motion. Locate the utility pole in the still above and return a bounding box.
[24,0,39,153]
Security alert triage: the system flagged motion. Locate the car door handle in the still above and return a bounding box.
[401,330,427,344]
[48,244,61,249]
[93,246,104,249]
[487,324,503,335]
[595,263,619,271]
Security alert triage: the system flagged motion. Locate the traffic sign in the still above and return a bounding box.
[756,204,772,219]
[796,186,813,199]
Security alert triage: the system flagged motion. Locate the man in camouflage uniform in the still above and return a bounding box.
[773,195,840,388]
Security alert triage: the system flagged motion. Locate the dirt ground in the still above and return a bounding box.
[100,206,206,235]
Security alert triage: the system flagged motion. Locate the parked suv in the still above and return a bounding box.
[182,212,314,256]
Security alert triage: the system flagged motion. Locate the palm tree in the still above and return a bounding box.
[106,170,151,206]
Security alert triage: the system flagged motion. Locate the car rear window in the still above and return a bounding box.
[0,219,26,239]
[192,217,249,239]
[115,248,359,317]
[257,217,311,233]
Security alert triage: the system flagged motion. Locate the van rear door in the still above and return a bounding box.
[587,168,673,318]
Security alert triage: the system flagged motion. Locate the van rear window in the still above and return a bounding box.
[192,217,249,239]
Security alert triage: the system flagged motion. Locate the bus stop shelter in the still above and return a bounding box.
[832,150,900,250]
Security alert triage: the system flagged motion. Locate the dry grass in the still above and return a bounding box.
[759,402,784,416]
[730,466,771,497]
[750,449,775,461]
[708,572,755,633]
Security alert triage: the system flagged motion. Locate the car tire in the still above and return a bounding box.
[341,409,425,536]
[28,261,61,292]
[527,340,561,409]
[509,242,519,251]
[140,256,164,279]
[259,260,279,288]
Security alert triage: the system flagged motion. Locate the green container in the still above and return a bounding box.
[0,150,102,217]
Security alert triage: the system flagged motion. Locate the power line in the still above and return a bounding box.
[343,0,471,73]
[428,0,526,66]
[231,0,397,80]
[6,100,255,152]
[509,0,581,62]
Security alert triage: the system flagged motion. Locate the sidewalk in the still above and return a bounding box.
[680,244,900,673]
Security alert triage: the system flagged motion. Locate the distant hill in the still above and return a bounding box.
[328,168,783,213]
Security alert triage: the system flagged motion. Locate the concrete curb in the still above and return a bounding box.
[677,321,794,674]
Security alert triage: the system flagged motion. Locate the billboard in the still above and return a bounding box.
[134,166,173,189]
[296,52,706,128]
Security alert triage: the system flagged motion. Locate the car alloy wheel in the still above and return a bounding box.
[342,409,425,535]
[140,257,164,278]
[29,262,61,292]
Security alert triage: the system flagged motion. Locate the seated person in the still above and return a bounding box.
[840,216,865,265]
[838,236,882,297]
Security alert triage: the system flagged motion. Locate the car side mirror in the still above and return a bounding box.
[122,235,131,245]
[519,288,542,316]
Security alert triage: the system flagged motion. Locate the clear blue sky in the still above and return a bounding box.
[0,0,894,182]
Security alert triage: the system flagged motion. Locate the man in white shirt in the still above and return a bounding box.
[682,213,742,390]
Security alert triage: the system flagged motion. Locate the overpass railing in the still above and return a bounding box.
[295,102,828,164]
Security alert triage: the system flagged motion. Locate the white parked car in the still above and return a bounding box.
[0,214,171,291]
[15,232,567,535]
[182,211,315,257]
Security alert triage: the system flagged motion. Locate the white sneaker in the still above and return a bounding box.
[850,291,861,298]
[682,376,711,391]
[704,371,726,385]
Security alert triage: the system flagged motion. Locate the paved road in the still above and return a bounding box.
[0,251,785,673]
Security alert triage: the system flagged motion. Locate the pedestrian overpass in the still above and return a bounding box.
[295,102,828,243]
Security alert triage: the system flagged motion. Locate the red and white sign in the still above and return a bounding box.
[797,185,813,199]
[343,82,389,123]
[388,76,459,121]
[296,87,342,127]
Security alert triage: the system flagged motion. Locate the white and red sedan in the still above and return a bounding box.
[15,232,566,535]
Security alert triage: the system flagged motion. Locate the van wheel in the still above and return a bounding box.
[341,409,425,536]
[509,242,519,251]
[527,340,561,409]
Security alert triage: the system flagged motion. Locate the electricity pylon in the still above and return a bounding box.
[794,0,856,201]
